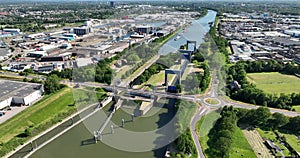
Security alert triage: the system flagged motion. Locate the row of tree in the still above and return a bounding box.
[243,60,300,75]
[182,62,210,94]
[237,107,300,135]
[208,17,230,62]
[206,107,238,158]
[43,74,64,94]
[226,61,300,110]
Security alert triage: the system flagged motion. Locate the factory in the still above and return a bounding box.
[135,25,152,34]
[0,80,44,110]
[73,27,93,36]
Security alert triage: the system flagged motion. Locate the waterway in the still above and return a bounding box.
[28,10,217,158]
[159,10,217,55]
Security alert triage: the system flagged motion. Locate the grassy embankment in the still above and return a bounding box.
[229,127,257,158]
[0,87,106,157]
[197,110,221,152]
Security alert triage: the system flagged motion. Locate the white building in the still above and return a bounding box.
[0,80,43,110]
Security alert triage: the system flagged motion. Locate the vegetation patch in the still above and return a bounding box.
[292,105,300,112]
[229,126,256,158]
[197,110,221,153]
[282,133,300,153]
[227,60,300,110]
[247,72,300,95]
[0,87,107,157]
[205,106,255,158]
[204,98,219,105]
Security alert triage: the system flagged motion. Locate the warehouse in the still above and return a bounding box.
[0,80,43,110]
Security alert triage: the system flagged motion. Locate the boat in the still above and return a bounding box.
[174,35,181,41]
[130,33,144,38]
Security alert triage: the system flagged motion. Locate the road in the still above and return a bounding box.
[77,67,300,158]
[190,106,209,158]
[79,82,300,117]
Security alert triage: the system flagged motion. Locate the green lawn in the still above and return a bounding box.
[197,110,221,155]
[229,127,256,158]
[292,105,300,112]
[204,98,220,105]
[0,75,24,81]
[247,72,300,95]
[257,128,292,157]
[282,133,300,153]
[115,65,131,79]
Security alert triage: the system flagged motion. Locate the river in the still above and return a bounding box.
[28,10,217,158]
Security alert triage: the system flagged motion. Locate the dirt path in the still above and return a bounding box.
[242,128,274,158]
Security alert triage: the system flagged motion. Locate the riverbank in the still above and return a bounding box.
[3,87,107,158]
[0,88,74,157]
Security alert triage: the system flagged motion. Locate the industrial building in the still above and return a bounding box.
[135,25,152,34]
[110,1,115,8]
[3,28,21,34]
[0,80,43,110]
[73,27,92,36]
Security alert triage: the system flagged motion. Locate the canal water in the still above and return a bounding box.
[29,10,217,158]
[159,10,217,55]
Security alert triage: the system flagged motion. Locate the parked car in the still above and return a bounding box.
[0,111,6,117]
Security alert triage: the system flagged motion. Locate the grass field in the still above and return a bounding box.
[0,88,74,143]
[257,128,292,157]
[229,127,257,158]
[0,75,23,81]
[282,133,300,153]
[204,98,219,105]
[292,105,300,112]
[247,72,300,95]
[197,110,221,155]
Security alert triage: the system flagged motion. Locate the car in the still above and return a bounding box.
[0,111,6,117]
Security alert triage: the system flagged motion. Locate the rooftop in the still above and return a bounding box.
[0,80,42,102]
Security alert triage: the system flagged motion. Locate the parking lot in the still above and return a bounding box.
[0,106,28,124]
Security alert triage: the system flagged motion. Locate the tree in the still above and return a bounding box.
[127,53,140,64]
[285,116,300,134]
[23,78,28,82]
[247,107,271,126]
[268,112,289,129]
[30,77,40,83]
[9,47,15,52]
[176,84,182,93]
[44,74,61,94]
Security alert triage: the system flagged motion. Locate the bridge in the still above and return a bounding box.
[78,81,300,117]
[94,99,123,143]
